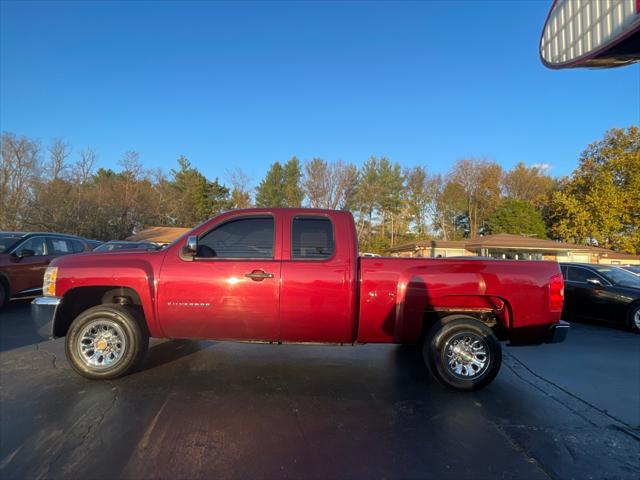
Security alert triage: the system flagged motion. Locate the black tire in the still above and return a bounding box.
[0,281,8,312]
[65,304,148,379]
[423,317,502,391]
[627,304,640,334]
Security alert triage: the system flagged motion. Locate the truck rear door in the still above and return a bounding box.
[279,212,358,343]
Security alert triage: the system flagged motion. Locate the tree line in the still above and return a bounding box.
[1,126,638,254]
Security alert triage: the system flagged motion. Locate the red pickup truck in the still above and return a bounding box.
[32,209,568,391]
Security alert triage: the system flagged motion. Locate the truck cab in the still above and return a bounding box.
[156,209,358,343]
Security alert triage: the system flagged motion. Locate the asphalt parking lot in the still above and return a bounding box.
[1,299,639,480]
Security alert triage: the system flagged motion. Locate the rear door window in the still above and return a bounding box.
[567,267,598,284]
[49,237,73,255]
[70,239,86,253]
[291,217,334,260]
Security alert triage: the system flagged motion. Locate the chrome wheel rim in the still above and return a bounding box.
[634,309,640,329]
[77,319,126,369]
[444,332,490,379]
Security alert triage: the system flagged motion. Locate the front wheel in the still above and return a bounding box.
[423,317,502,391]
[65,304,148,379]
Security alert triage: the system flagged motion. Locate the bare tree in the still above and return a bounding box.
[47,138,71,180]
[0,132,41,229]
[304,158,358,210]
[75,148,97,184]
[449,158,503,238]
[226,167,253,208]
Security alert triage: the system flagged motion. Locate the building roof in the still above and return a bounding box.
[126,227,190,244]
[388,233,640,260]
[464,233,589,252]
[585,246,640,261]
[388,239,468,252]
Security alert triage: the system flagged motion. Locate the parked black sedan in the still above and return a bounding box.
[560,263,640,333]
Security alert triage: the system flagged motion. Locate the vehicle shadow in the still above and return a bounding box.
[0,299,43,352]
[138,338,208,371]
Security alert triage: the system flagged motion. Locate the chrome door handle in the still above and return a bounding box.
[245,270,274,281]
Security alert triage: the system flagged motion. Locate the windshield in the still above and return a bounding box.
[593,266,640,288]
[0,234,24,253]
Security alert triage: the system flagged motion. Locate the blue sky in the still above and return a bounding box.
[1,0,638,185]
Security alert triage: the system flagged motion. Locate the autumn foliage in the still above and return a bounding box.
[1,127,638,254]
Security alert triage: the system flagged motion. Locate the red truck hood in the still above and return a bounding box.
[50,250,163,269]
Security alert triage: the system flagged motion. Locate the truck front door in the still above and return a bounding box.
[157,215,281,341]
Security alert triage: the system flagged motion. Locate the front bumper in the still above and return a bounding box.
[31,296,61,338]
[546,320,570,343]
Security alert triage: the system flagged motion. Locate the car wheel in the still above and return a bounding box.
[627,304,640,334]
[65,304,148,379]
[423,317,502,391]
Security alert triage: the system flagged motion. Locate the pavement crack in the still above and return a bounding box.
[492,423,554,480]
[505,351,637,434]
[43,382,121,478]
[35,343,58,370]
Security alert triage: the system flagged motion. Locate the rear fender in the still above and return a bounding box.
[396,269,511,344]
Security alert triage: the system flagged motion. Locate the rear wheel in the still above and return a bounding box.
[627,304,640,334]
[65,304,148,379]
[423,317,502,391]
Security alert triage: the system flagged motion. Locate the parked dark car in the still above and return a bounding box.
[92,241,159,252]
[0,232,91,310]
[620,265,640,276]
[84,239,104,250]
[560,263,640,333]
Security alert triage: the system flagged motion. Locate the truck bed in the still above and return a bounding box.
[357,257,563,345]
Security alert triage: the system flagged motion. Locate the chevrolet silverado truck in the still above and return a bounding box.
[32,209,568,391]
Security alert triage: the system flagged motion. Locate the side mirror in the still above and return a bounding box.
[16,249,35,259]
[586,278,603,287]
[184,236,198,256]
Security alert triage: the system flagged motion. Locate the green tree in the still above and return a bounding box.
[354,156,381,244]
[255,162,285,207]
[168,156,231,227]
[255,157,304,208]
[404,166,430,237]
[485,200,548,237]
[376,158,404,246]
[549,126,639,253]
[283,156,304,207]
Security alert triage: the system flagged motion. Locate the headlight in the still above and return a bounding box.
[43,267,58,297]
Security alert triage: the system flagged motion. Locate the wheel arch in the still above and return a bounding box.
[420,307,510,343]
[53,286,150,338]
[626,299,640,330]
[0,271,10,292]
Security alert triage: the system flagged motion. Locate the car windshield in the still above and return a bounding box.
[593,266,640,288]
[0,234,24,253]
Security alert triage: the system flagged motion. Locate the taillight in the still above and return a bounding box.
[548,273,564,312]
